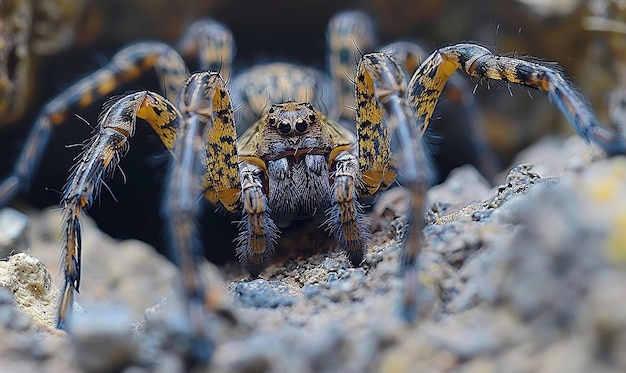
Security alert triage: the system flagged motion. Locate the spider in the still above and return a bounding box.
[2,9,626,367]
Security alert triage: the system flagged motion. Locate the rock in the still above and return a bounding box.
[233,279,297,308]
[0,286,35,332]
[28,208,179,319]
[0,208,30,258]
[70,304,140,373]
[0,282,79,372]
[0,253,60,328]
[496,184,607,327]
[426,164,493,208]
[2,135,626,372]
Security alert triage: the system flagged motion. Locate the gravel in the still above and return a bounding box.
[2,135,626,372]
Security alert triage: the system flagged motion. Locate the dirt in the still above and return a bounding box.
[1,134,626,372]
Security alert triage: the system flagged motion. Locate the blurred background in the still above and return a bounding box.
[0,0,624,264]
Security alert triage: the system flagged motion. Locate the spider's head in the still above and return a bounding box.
[265,101,317,137]
[258,101,337,160]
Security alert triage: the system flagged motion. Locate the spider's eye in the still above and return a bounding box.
[268,117,276,125]
[295,119,308,133]
[268,107,275,114]
[278,120,291,134]
[308,113,316,122]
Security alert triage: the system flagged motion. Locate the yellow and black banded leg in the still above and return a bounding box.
[201,73,241,213]
[61,71,237,364]
[326,151,370,265]
[356,52,431,321]
[409,43,626,155]
[234,161,279,276]
[381,41,500,182]
[0,42,188,206]
[164,72,239,364]
[327,10,377,121]
[177,19,236,81]
[197,71,280,276]
[58,91,183,329]
[354,53,400,196]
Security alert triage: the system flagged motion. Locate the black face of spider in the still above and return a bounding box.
[266,102,316,136]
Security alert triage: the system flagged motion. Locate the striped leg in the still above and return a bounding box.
[408,43,626,155]
[234,161,279,277]
[0,42,188,206]
[326,10,377,121]
[356,52,430,321]
[164,72,236,364]
[58,91,183,328]
[177,19,236,80]
[326,151,370,265]
[380,41,500,181]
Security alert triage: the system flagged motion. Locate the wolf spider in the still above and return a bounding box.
[1,10,625,365]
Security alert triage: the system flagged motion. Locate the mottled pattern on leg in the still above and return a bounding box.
[236,162,279,276]
[326,151,370,265]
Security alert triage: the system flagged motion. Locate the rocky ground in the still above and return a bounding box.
[1,134,626,372]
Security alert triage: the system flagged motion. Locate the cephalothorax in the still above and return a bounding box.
[242,102,351,229]
[234,101,363,273]
[0,9,624,367]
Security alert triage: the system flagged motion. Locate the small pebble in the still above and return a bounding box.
[234,279,295,308]
[0,208,30,258]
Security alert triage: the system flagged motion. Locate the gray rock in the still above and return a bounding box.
[0,208,29,259]
[71,304,140,373]
[234,279,296,308]
[5,136,626,373]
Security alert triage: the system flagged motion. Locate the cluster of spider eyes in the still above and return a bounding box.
[267,107,317,135]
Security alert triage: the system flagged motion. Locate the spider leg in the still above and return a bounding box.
[177,19,236,81]
[378,41,424,77]
[381,41,501,181]
[0,42,188,206]
[193,68,278,277]
[354,54,401,196]
[356,53,430,321]
[235,160,279,276]
[164,72,237,364]
[201,74,241,213]
[326,151,371,265]
[327,10,377,121]
[408,43,626,155]
[57,90,183,329]
[61,71,237,364]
